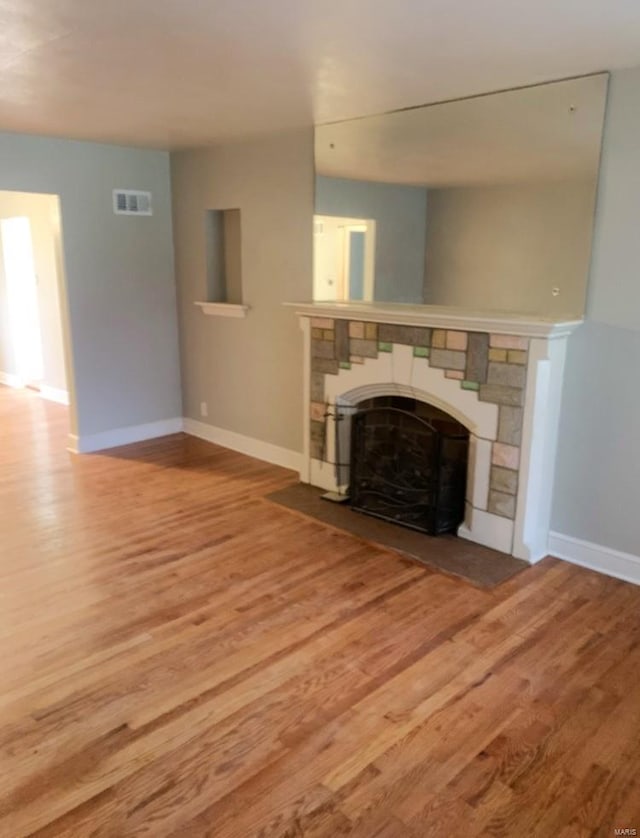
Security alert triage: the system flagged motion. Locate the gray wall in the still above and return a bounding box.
[315,175,427,303]
[0,132,181,437]
[424,180,596,317]
[171,129,314,452]
[552,67,640,556]
[0,191,67,392]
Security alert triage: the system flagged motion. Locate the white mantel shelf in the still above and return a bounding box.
[285,301,583,339]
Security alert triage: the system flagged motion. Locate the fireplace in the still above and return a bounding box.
[289,301,581,562]
[350,396,469,535]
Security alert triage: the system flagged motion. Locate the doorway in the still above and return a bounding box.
[1,216,45,389]
[0,191,70,409]
[313,215,376,302]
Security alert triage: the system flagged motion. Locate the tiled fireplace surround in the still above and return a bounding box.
[292,303,581,563]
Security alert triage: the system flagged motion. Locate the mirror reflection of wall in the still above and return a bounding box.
[314,73,608,317]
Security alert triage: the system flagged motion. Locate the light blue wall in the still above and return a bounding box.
[0,133,182,437]
[552,67,640,558]
[315,176,427,303]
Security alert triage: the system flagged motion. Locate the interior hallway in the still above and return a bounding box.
[1,385,639,837]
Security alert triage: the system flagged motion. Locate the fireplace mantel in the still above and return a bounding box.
[284,301,583,339]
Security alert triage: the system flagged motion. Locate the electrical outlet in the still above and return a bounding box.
[200,401,208,418]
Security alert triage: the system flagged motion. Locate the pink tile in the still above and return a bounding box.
[446,330,468,351]
[490,334,529,351]
[445,370,464,380]
[492,442,520,470]
[310,401,326,421]
[349,321,365,339]
[311,317,334,329]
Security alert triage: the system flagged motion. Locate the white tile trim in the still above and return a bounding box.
[184,418,301,472]
[549,532,640,587]
[459,506,514,555]
[468,436,491,511]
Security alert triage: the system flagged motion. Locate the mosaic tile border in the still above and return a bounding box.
[309,318,529,521]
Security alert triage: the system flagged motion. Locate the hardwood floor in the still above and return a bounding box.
[1,386,640,837]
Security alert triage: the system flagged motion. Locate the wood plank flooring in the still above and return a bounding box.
[1,385,640,837]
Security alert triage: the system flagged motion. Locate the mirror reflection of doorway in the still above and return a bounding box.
[313,215,376,302]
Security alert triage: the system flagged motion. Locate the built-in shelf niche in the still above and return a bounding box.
[195,208,249,318]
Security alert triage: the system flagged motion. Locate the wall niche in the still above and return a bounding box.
[195,208,248,317]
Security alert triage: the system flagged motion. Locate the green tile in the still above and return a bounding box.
[413,346,430,358]
[461,380,480,391]
[339,361,351,370]
[377,341,393,353]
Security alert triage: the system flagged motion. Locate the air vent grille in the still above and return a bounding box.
[113,189,153,216]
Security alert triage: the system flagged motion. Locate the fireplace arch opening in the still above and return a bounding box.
[349,396,469,536]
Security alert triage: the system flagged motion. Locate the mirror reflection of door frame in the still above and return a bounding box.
[314,215,376,302]
[341,222,376,302]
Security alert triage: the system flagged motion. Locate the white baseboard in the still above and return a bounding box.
[1,375,70,406]
[68,417,184,454]
[183,418,301,472]
[549,531,640,586]
[0,371,25,388]
[40,385,70,406]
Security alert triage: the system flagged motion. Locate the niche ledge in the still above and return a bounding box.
[194,301,249,318]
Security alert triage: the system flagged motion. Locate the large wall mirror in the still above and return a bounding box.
[314,74,608,318]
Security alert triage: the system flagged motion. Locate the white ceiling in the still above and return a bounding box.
[0,0,639,149]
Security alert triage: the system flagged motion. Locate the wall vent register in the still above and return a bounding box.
[112,189,153,216]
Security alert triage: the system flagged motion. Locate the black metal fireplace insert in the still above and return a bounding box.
[349,396,469,536]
